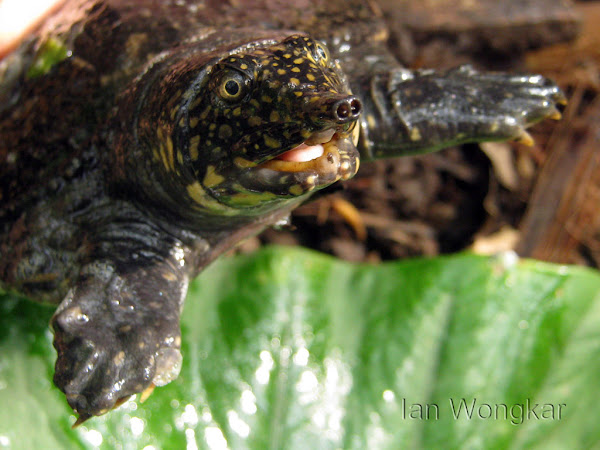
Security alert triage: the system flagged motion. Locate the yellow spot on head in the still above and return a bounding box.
[289,184,304,196]
[189,135,200,160]
[293,58,304,64]
[290,78,300,85]
[160,144,169,171]
[203,165,225,188]
[218,124,233,139]
[164,135,175,171]
[200,106,211,120]
[269,110,281,122]
[234,157,257,168]
[410,127,422,141]
[170,105,180,120]
[264,134,281,148]
[277,69,286,75]
[248,116,262,127]
[228,188,277,206]
[240,63,248,70]
[186,181,234,213]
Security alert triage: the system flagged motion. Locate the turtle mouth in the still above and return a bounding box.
[260,128,333,170]
[231,125,360,199]
[257,128,359,182]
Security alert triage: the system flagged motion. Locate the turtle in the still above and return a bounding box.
[0,0,565,423]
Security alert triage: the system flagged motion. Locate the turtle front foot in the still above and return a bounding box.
[358,64,566,160]
[445,65,566,145]
[50,263,186,423]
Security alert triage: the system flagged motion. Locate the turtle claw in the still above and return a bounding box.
[72,414,92,429]
[70,394,133,428]
[549,107,563,121]
[554,90,568,106]
[515,129,535,147]
[140,383,156,403]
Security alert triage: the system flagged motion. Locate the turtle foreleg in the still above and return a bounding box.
[354,65,566,161]
[50,253,188,424]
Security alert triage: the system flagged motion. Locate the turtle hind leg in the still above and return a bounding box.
[355,64,566,161]
[51,257,188,421]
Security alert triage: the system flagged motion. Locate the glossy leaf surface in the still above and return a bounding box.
[1,248,599,449]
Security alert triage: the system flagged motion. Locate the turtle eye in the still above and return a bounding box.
[217,71,247,102]
[314,42,330,64]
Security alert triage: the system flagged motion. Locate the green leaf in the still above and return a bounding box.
[26,38,70,79]
[1,248,600,449]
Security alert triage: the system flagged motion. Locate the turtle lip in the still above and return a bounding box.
[257,132,358,181]
[231,126,360,198]
[271,128,336,163]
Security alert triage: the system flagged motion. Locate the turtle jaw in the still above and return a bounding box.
[258,133,359,180]
[246,128,361,197]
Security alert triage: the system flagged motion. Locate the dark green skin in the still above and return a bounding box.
[0,0,564,422]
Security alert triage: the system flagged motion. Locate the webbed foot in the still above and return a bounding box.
[51,262,186,423]
[357,64,566,160]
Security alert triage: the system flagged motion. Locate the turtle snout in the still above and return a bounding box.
[304,93,362,126]
[332,96,362,124]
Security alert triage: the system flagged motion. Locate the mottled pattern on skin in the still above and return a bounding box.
[178,35,361,205]
[114,30,362,226]
[0,0,565,424]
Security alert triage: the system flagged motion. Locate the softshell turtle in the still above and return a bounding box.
[0,0,565,422]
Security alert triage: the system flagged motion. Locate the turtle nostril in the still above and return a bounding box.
[336,102,351,120]
[333,96,362,123]
[350,98,362,116]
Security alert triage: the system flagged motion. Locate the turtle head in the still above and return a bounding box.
[181,34,361,212]
[126,34,361,223]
